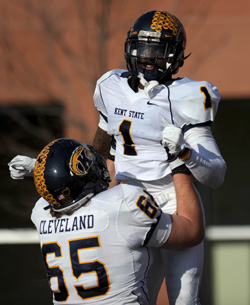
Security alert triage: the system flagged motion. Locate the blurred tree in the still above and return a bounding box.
[0,0,151,225]
[0,0,135,145]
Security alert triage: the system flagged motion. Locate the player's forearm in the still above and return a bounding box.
[175,174,204,246]
[106,159,119,188]
[185,149,226,189]
[184,127,226,189]
[164,173,204,248]
[92,127,111,159]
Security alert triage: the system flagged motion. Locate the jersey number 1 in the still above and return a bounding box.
[200,86,213,110]
[119,119,138,156]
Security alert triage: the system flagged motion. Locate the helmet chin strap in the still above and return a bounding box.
[137,72,161,98]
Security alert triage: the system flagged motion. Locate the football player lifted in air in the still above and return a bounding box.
[92,10,226,305]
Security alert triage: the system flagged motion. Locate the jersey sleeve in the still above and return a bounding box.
[117,185,172,248]
[93,69,127,132]
[31,198,50,228]
[93,71,110,131]
[170,78,220,128]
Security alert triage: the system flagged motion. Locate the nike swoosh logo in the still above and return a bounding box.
[147,101,157,105]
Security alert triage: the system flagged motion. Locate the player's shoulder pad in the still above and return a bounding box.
[121,185,159,221]
[94,69,127,111]
[117,183,144,205]
[169,77,221,128]
[96,69,128,84]
[31,197,50,225]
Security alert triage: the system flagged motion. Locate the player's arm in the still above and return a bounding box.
[162,122,226,189]
[93,74,120,188]
[182,126,226,188]
[162,173,205,248]
[92,126,111,159]
[92,126,119,188]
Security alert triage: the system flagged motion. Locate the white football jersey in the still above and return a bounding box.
[31,184,171,305]
[94,69,221,182]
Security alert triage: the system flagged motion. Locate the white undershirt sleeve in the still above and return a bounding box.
[183,126,227,189]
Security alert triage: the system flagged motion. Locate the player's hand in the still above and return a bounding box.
[8,155,36,179]
[162,119,185,154]
[161,119,191,160]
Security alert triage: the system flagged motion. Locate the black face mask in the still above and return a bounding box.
[137,65,165,81]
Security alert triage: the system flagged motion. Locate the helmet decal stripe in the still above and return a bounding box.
[151,11,179,35]
[34,139,61,207]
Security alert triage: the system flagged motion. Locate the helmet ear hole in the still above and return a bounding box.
[88,171,99,182]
